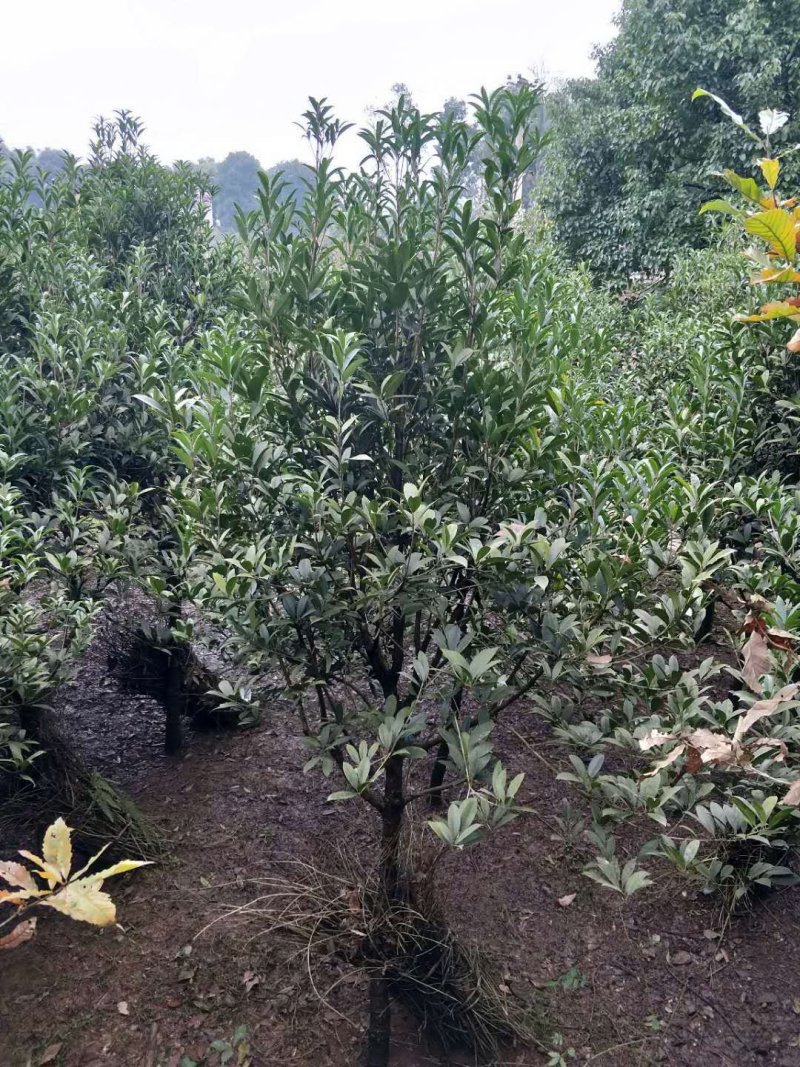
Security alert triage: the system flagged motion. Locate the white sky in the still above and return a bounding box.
[3,0,620,169]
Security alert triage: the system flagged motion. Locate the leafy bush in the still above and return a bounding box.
[543,0,800,279]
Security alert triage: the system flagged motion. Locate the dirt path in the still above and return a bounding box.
[1,624,799,1067]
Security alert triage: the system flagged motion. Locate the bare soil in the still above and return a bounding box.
[1,620,799,1067]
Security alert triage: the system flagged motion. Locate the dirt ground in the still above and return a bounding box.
[1,617,799,1067]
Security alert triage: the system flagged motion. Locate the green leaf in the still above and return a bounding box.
[698,198,742,217]
[469,647,499,680]
[744,209,796,261]
[693,89,759,142]
[721,170,762,205]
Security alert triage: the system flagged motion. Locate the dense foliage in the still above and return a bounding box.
[2,74,800,1065]
[543,0,800,278]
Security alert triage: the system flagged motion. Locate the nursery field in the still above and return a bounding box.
[2,609,800,1067]
[2,67,800,1067]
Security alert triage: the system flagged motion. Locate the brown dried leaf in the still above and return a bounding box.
[766,627,798,651]
[558,893,576,907]
[741,629,772,693]
[685,746,703,775]
[787,326,800,353]
[0,918,37,950]
[117,1001,129,1016]
[732,683,800,743]
[645,744,686,776]
[639,729,678,752]
[782,780,800,806]
[686,728,737,766]
[38,1043,63,1065]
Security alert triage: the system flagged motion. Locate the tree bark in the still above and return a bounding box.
[428,686,462,807]
[364,753,405,1067]
[428,737,449,808]
[164,643,184,755]
[365,973,391,1067]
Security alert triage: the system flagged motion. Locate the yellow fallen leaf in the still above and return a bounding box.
[0,888,40,905]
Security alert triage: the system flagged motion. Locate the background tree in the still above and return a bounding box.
[543,0,800,279]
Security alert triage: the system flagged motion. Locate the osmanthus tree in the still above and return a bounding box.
[167,87,718,1064]
[542,94,800,909]
[0,115,238,826]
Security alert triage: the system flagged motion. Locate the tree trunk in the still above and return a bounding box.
[164,643,184,755]
[428,737,449,808]
[380,754,404,898]
[365,973,391,1067]
[364,754,405,1067]
[428,686,462,807]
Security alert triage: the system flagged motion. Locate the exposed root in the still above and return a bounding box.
[199,849,541,1062]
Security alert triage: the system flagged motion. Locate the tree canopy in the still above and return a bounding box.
[543,0,800,278]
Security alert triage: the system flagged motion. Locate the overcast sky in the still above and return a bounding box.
[3,0,620,169]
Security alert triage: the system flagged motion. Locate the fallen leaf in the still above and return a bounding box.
[645,744,686,776]
[685,746,703,774]
[766,627,797,651]
[741,629,772,693]
[640,729,678,752]
[733,683,800,743]
[38,1043,63,1065]
[242,970,260,992]
[42,818,73,883]
[117,1001,129,1016]
[687,728,737,766]
[0,918,37,950]
[782,780,800,806]
[558,893,576,907]
[586,654,612,669]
